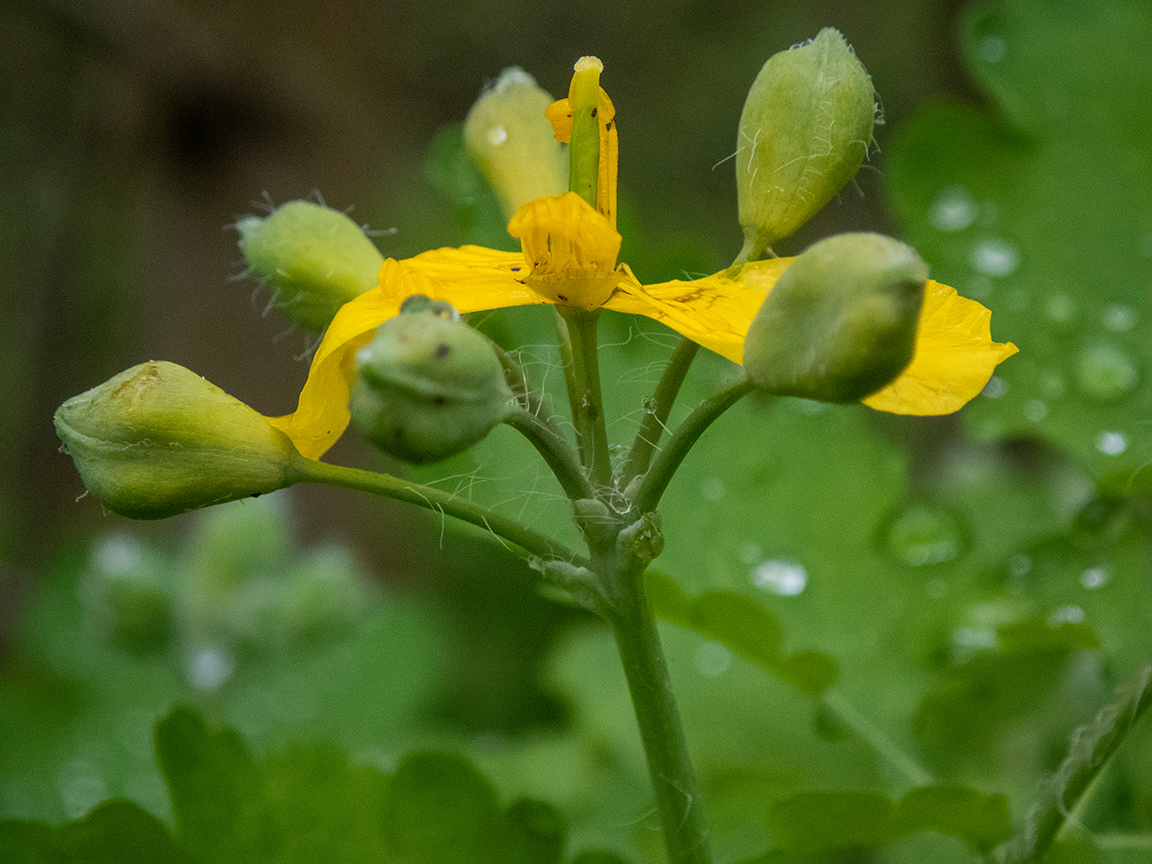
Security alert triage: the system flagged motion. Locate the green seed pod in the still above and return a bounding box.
[465,67,568,221]
[237,200,384,331]
[349,297,514,464]
[54,361,298,519]
[737,28,875,260]
[743,233,927,403]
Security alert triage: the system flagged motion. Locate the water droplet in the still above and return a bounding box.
[737,541,763,565]
[1044,293,1078,326]
[642,396,658,414]
[1080,566,1109,589]
[1076,344,1139,401]
[1102,304,1137,332]
[971,238,1019,277]
[751,559,807,596]
[1096,431,1128,456]
[1024,400,1048,422]
[694,641,733,677]
[1008,553,1033,578]
[930,186,978,232]
[982,376,1007,399]
[885,505,963,567]
[1049,605,1085,625]
[57,759,107,818]
[978,35,1007,63]
[93,534,142,574]
[185,645,235,691]
[700,477,725,501]
[487,125,508,146]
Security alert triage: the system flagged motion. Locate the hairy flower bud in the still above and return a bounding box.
[737,28,875,260]
[237,200,384,331]
[465,67,569,222]
[55,361,298,519]
[349,297,514,464]
[743,233,927,402]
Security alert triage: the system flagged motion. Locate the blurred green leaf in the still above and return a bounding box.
[767,784,1010,854]
[646,571,837,695]
[886,0,1152,478]
[996,666,1152,863]
[0,820,65,864]
[154,707,275,863]
[56,801,182,864]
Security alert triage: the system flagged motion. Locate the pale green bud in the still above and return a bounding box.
[465,67,568,221]
[743,233,927,402]
[737,29,875,259]
[237,200,384,331]
[54,361,298,519]
[350,297,514,464]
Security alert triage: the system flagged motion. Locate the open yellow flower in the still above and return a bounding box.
[271,58,1017,461]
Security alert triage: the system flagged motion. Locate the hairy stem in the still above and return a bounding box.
[289,455,584,565]
[558,306,613,490]
[632,377,757,513]
[504,406,594,501]
[609,572,712,864]
[621,338,699,487]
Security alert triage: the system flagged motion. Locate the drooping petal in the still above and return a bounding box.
[605,258,793,363]
[863,279,1018,415]
[272,249,547,459]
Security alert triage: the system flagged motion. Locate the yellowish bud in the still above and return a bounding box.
[737,29,876,259]
[55,361,298,519]
[464,67,569,221]
[743,233,927,402]
[237,200,384,331]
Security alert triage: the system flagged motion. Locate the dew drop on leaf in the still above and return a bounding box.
[884,504,964,567]
[751,559,807,596]
[930,185,978,232]
[694,641,733,677]
[1095,431,1128,456]
[970,237,1020,277]
[1080,566,1109,589]
[1075,343,1139,401]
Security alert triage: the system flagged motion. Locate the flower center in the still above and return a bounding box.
[507,192,622,310]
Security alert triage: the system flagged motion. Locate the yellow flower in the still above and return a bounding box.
[270,59,1017,461]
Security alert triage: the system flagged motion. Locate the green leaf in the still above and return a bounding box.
[0,821,65,864]
[996,665,1152,863]
[56,801,182,864]
[886,0,1152,478]
[154,706,276,864]
[646,571,837,695]
[767,784,1010,854]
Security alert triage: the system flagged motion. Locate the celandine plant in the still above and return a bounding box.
[56,32,1019,863]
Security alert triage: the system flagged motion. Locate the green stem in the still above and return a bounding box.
[632,377,757,513]
[503,407,594,501]
[622,338,699,487]
[609,573,712,864]
[289,455,584,565]
[821,690,935,788]
[558,305,613,490]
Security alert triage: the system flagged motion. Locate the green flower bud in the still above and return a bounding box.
[349,297,514,464]
[743,233,927,403]
[465,67,568,222]
[737,29,875,260]
[237,200,384,331]
[54,361,298,519]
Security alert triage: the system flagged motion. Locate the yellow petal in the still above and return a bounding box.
[605,258,793,363]
[272,248,547,459]
[863,280,1018,415]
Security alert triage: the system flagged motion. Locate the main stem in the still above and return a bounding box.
[608,572,712,864]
